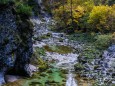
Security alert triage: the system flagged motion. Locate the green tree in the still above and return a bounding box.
[108,0,115,5]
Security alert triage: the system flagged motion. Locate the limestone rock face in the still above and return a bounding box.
[0,5,18,69]
[0,3,33,84]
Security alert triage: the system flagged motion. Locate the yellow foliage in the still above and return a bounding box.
[73,6,85,23]
[89,5,112,23]
[88,5,114,32]
[51,0,115,32]
[111,5,115,17]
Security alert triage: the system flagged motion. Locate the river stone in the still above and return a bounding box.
[112,81,115,84]
[108,45,115,52]
[0,72,5,85]
[4,64,38,83]
[24,64,38,76]
[4,75,22,83]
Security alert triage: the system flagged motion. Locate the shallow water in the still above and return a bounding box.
[66,73,78,86]
[29,14,91,86]
[0,72,5,85]
[3,1,115,85]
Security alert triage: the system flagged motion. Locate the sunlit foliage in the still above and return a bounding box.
[46,0,115,33]
[88,5,115,33]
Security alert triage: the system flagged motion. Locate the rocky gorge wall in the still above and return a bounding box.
[0,3,33,84]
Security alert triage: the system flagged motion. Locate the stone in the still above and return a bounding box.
[112,81,115,84]
[0,5,18,69]
[108,45,115,52]
[24,64,38,77]
[0,72,5,85]
[0,3,33,84]
[4,75,22,83]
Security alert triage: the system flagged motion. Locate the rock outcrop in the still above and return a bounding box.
[0,3,33,84]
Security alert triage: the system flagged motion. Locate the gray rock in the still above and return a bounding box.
[112,81,115,84]
[108,45,115,52]
[4,75,22,83]
[24,64,38,77]
[0,4,33,84]
[0,72,5,85]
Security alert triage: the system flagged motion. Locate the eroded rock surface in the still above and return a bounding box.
[0,3,33,85]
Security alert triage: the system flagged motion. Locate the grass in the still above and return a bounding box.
[69,33,112,60]
[15,2,32,17]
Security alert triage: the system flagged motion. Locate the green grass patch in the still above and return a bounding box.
[5,68,66,86]
[16,3,32,17]
[69,33,112,59]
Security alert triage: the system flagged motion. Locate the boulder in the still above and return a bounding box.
[24,64,38,77]
[0,72,5,85]
[5,75,22,83]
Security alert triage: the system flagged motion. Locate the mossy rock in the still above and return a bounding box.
[44,45,73,54]
[59,38,64,42]
[34,34,51,41]
[74,63,84,71]
[30,48,46,65]
[18,68,66,86]
[46,33,52,37]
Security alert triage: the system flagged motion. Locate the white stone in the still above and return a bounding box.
[5,75,22,83]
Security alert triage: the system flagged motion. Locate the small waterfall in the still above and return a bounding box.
[0,72,5,84]
[46,52,78,86]
[66,73,78,86]
[31,16,79,85]
[65,62,78,86]
[31,1,79,86]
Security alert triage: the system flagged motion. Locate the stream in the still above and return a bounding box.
[31,11,79,86]
[2,0,115,86]
[30,4,115,85]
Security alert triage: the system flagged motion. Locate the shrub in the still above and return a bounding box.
[51,0,94,32]
[94,34,112,50]
[111,32,115,44]
[0,0,10,4]
[16,3,32,17]
[88,5,115,33]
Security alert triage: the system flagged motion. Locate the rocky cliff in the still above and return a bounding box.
[0,2,33,84]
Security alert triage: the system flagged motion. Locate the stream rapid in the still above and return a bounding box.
[31,11,79,86]
[2,0,115,85]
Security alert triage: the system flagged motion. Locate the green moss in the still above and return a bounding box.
[44,45,73,54]
[68,33,96,43]
[31,47,47,70]
[69,33,112,59]
[16,3,32,17]
[37,58,48,71]
[4,68,66,86]
[34,47,46,56]
[94,34,112,50]
[30,68,66,86]
[33,34,52,41]
[74,63,84,71]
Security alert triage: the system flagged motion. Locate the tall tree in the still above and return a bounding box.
[70,0,73,25]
